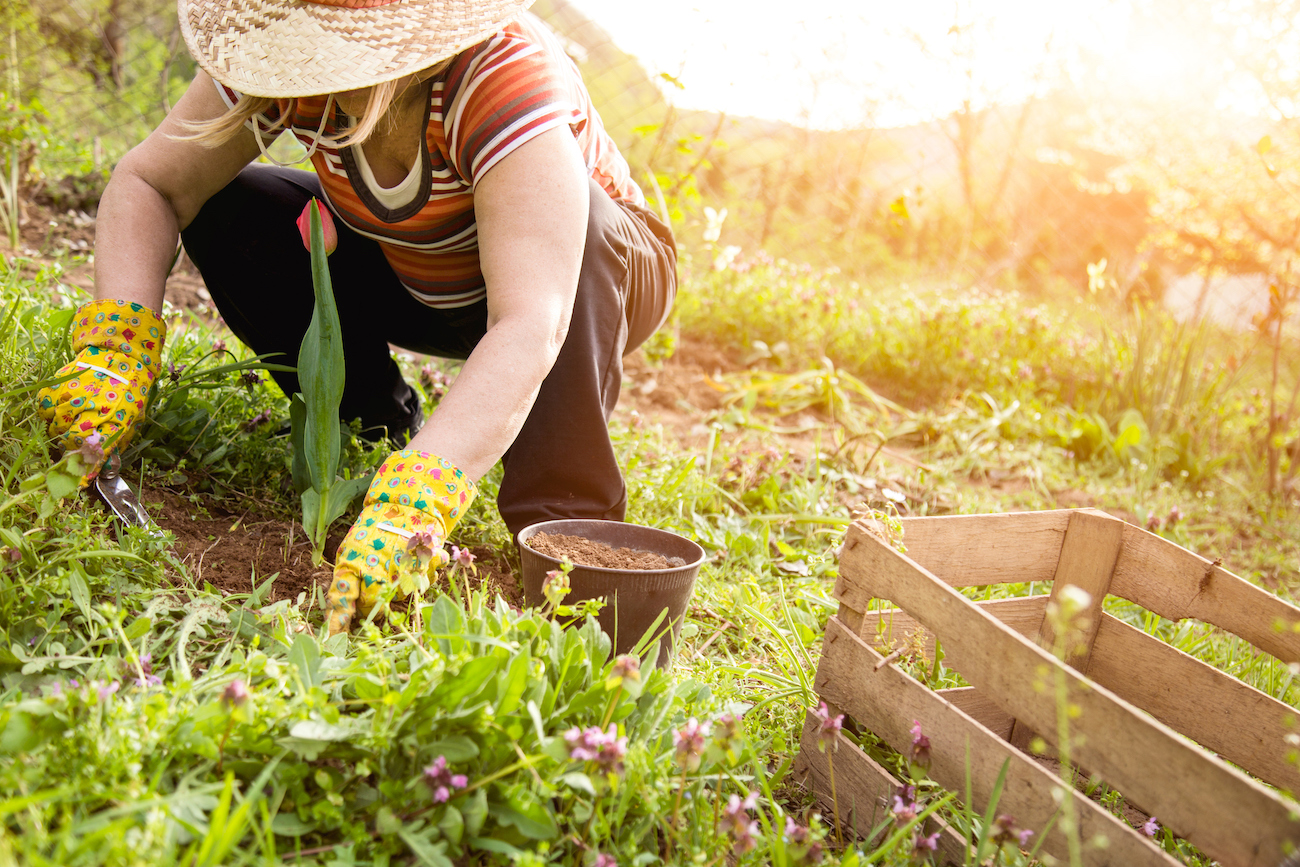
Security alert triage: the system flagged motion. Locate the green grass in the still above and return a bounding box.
[1,239,1298,866]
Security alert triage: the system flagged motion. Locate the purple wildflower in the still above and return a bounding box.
[96,680,119,702]
[133,652,162,688]
[607,654,640,690]
[784,817,824,865]
[3,547,20,564]
[242,408,272,432]
[168,362,186,382]
[1142,816,1160,837]
[812,701,844,753]
[991,814,1033,847]
[450,545,476,568]
[911,830,940,856]
[909,720,931,769]
[406,530,438,568]
[212,339,228,354]
[77,432,105,467]
[240,370,262,389]
[1165,506,1183,525]
[892,785,919,825]
[564,724,627,774]
[720,792,760,854]
[222,679,250,708]
[592,854,617,867]
[422,755,469,803]
[673,718,710,772]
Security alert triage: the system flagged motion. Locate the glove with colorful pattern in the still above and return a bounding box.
[327,450,477,635]
[37,299,166,484]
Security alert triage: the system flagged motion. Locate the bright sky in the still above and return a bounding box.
[566,0,1242,129]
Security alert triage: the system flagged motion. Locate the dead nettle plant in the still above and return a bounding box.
[290,199,373,565]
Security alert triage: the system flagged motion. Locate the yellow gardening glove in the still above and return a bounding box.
[37,299,166,485]
[327,450,477,635]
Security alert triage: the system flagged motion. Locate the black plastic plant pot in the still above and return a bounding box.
[517,519,706,667]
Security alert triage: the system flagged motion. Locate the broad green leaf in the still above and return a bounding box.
[424,735,480,762]
[490,794,559,840]
[434,656,500,708]
[559,771,595,795]
[287,719,351,741]
[300,488,322,551]
[462,788,488,837]
[289,392,309,495]
[270,812,316,837]
[397,829,453,867]
[68,568,91,621]
[495,651,529,717]
[288,633,321,690]
[45,466,79,501]
[324,474,372,526]
[437,805,464,845]
[122,616,151,641]
[298,202,345,496]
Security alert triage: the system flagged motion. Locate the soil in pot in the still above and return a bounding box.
[527,531,687,570]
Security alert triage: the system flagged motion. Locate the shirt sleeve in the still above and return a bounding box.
[213,79,285,137]
[442,27,586,187]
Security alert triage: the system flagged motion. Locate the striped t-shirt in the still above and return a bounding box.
[218,13,644,309]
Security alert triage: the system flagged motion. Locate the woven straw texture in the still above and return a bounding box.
[179,0,535,98]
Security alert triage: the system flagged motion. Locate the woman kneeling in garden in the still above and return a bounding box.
[36,0,677,634]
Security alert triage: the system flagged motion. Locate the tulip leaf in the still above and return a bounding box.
[297,202,345,538]
[289,392,309,496]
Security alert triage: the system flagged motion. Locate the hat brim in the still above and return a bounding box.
[179,0,535,98]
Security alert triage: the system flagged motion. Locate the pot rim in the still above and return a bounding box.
[517,518,707,576]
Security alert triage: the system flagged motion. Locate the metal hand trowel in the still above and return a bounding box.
[92,452,163,537]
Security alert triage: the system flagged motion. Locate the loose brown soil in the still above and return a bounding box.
[142,489,523,607]
[526,531,685,570]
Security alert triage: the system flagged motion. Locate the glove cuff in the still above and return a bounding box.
[71,299,166,380]
[365,450,477,536]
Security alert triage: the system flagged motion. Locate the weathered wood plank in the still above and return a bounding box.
[862,596,1048,661]
[817,617,1179,867]
[1088,612,1300,794]
[1110,522,1300,664]
[884,510,1075,589]
[935,687,1015,739]
[836,521,1300,867]
[794,713,966,866]
[1011,511,1122,750]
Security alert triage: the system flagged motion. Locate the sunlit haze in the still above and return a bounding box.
[568,0,1252,128]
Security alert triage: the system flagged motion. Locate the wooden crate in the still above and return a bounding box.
[794,508,1300,867]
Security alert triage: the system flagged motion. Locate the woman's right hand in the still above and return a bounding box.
[37,299,166,485]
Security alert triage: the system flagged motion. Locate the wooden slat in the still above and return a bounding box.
[1088,612,1300,794]
[863,596,1048,660]
[887,510,1075,588]
[1111,522,1300,664]
[1011,511,1122,750]
[935,687,1015,739]
[817,617,1179,867]
[836,520,1300,867]
[794,713,966,866]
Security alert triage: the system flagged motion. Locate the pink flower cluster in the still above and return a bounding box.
[564,724,627,775]
[422,755,469,803]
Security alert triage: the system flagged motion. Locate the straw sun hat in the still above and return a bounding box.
[179,0,536,99]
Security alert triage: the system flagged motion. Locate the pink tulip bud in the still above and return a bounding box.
[296,198,338,255]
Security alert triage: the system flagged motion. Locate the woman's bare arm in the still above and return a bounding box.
[93,72,261,311]
[405,125,590,479]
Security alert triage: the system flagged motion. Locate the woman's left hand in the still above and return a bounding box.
[326,450,476,634]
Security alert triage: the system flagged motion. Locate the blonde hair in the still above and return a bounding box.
[178,61,450,149]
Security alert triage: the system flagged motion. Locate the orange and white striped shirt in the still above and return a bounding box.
[218,14,643,309]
